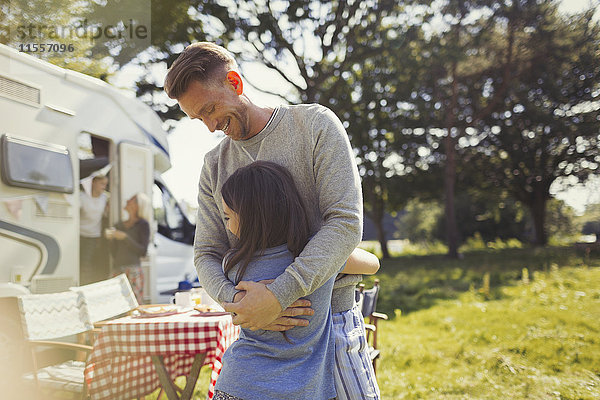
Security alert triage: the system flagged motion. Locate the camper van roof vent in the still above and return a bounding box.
[0,75,41,105]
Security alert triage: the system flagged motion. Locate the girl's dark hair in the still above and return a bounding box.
[221,161,311,283]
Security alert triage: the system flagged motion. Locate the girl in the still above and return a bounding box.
[214,161,379,400]
[331,253,381,400]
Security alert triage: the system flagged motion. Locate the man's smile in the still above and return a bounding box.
[221,118,231,134]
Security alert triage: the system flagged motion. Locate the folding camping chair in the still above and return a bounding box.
[18,291,94,399]
[356,279,389,374]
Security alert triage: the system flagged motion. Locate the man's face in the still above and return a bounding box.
[178,79,250,141]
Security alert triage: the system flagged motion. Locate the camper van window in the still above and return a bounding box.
[1,135,74,193]
[153,182,185,242]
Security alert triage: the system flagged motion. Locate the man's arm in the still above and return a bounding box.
[225,106,363,329]
[193,156,238,304]
[269,107,363,305]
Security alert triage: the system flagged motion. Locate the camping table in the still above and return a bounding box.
[84,310,240,400]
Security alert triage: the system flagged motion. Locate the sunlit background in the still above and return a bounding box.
[105,0,600,216]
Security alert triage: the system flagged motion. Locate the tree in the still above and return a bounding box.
[471,4,600,245]
[544,198,579,242]
[389,0,527,257]
[88,0,425,258]
[0,0,114,78]
[83,0,231,122]
[325,18,430,257]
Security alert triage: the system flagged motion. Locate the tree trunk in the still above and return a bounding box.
[443,60,460,259]
[444,133,459,258]
[374,215,390,259]
[529,192,548,246]
[368,178,390,259]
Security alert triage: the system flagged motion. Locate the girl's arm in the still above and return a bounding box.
[342,248,380,275]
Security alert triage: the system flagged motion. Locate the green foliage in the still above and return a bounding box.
[582,203,600,220]
[461,232,488,250]
[545,199,580,241]
[0,0,114,78]
[486,237,524,250]
[387,0,600,248]
[359,239,449,258]
[357,241,383,259]
[460,233,524,252]
[398,188,579,248]
[395,241,449,257]
[441,189,529,244]
[396,198,443,243]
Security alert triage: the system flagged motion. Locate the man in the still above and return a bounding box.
[165,42,381,400]
[164,42,363,332]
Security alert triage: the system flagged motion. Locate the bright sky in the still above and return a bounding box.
[112,0,600,215]
[558,0,599,15]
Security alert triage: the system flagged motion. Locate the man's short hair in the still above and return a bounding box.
[164,42,237,99]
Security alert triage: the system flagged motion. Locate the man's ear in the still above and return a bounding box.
[226,71,244,95]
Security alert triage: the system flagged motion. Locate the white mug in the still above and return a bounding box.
[175,291,192,307]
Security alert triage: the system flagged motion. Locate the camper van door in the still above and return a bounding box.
[118,142,154,302]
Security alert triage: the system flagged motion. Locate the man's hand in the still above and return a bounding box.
[223,281,282,330]
[232,290,246,303]
[228,281,314,331]
[262,298,314,331]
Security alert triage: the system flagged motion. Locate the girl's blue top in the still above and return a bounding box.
[215,243,336,400]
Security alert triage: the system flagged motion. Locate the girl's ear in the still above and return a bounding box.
[226,71,244,95]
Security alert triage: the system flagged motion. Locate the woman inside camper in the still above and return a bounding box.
[79,174,109,284]
[106,192,151,303]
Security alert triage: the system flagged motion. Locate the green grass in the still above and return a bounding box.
[374,248,600,399]
[366,245,597,316]
[140,368,210,399]
[150,245,600,399]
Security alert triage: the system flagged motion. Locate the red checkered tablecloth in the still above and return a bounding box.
[84,311,240,400]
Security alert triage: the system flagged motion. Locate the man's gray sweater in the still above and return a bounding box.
[194,103,363,310]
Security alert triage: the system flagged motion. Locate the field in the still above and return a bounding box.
[162,245,600,399]
[370,245,600,399]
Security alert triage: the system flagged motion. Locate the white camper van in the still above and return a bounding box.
[0,44,197,303]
